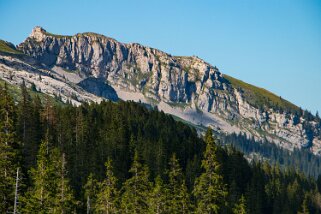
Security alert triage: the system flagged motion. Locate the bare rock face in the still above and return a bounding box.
[2,26,319,154]
[18,27,236,108]
[30,26,47,42]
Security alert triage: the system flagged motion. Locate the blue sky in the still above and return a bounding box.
[1,0,321,114]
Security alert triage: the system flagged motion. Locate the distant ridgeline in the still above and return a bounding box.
[1,82,321,213]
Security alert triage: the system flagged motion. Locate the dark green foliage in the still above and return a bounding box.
[95,159,119,213]
[148,176,168,214]
[293,113,301,125]
[222,132,321,178]
[233,195,246,214]
[22,141,76,213]
[167,154,191,213]
[30,83,37,92]
[298,194,310,214]
[193,128,228,213]
[22,141,54,213]
[0,83,19,213]
[1,86,321,213]
[53,152,77,213]
[120,151,151,213]
[83,174,99,214]
[17,82,42,171]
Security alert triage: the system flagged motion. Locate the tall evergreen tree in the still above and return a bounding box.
[0,83,18,213]
[298,194,310,214]
[121,151,151,213]
[41,95,56,145]
[148,176,168,214]
[167,153,191,213]
[233,195,246,214]
[31,95,43,145]
[84,173,99,214]
[286,179,302,213]
[95,159,119,214]
[193,128,227,214]
[23,141,55,213]
[23,142,76,213]
[52,152,76,214]
[245,164,266,214]
[18,80,31,144]
[17,81,40,170]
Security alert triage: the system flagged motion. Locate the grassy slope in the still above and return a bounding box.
[0,40,22,54]
[44,31,72,38]
[45,31,104,39]
[224,74,299,113]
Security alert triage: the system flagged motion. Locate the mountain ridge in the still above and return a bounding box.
[1,26,320,155]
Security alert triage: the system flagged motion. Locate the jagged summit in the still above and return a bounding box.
[26,26,205,62]
[29,26,121,44]
[31,26,46,35]
[30,26,47,42]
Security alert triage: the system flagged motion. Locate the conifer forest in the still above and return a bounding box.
[1,83,321,213]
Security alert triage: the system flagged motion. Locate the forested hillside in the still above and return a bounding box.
[1,82,321,213]
[221,133,321,178]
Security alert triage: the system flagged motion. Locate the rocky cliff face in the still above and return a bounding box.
[2,26,321,154]
[18,27,233,105]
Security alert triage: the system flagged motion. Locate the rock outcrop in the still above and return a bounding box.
[18,27,232,105]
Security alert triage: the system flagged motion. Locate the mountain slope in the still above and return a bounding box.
[1,26,321,154]
[0,39,22,54]
[224,74,299,113]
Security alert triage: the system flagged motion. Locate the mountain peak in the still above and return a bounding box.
[30,26,47,41]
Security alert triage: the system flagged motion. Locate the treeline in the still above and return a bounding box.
[1,82,321,213]
[221,133,321,178]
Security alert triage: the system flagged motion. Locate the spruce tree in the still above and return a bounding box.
[148,176,168,214]
[121,151,151,213]
[23,141,55,213]
[95,159,119,213]
[193,128,227,214]
[0,84,18,213]
[41,95,56,144]
[84,173,99,214]
[17,81,33,162]
[298,194,310,214]
[23,142,76,213]
[233,195,246,214]
[167,153,191,213]
[52,152,76,214]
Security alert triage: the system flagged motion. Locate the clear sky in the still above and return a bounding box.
[1,0,321,114]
